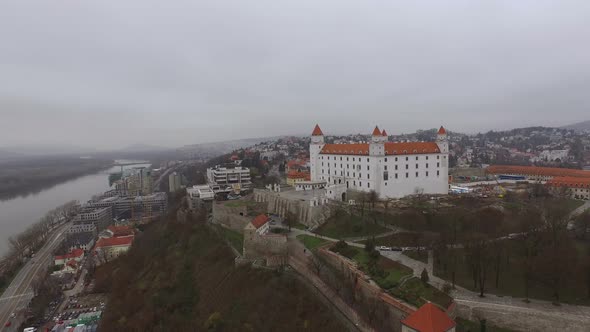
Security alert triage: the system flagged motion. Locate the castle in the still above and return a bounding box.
[309,124,449,199]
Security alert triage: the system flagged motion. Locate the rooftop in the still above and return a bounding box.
[320,142,440,155]
[401,302,456,332]
[251,214,270,229]
[95,235,134,248]
[55,248,84,261]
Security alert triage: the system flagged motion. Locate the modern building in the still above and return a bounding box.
[66,223,98,237]
[186,185,215,209]
[207,165,252,190]
[309,124,449,199]
[117,167,153,196]
[72,206,113,232]
[486,165,590,182]
[168,172,182,193]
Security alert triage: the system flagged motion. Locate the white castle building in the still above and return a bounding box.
[309,124,449,199]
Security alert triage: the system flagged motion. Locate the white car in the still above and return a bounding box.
[378,246,391,251]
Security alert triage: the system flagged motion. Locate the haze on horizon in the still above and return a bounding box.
[1,1,590,150]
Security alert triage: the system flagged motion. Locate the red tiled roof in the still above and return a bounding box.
[287,171,311,180]
[486,165,590,178]
[320,142,440,155]
[401,302,456,332]
[312,124,324,136]
[382,129,387,136]
[55,248,84,261]
[547,176,590,188]
[107,225,134,237]
[372,126,382,136]
[251,214,269,229]
[66,259,78,269]
[95,235,134,249]
[438,126,447,135]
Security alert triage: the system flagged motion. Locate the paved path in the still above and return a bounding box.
[0,222,71,331]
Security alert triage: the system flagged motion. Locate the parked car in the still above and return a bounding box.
[378,246,391,251]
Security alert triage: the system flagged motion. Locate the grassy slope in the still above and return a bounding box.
[296,235,332,250]
[315,214,388,239]
[95,221,347,331]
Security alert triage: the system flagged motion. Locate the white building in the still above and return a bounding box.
[207,165,252,190]
[186,185,215,209]
[309,124,449,199]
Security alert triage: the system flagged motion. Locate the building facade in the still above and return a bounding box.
[309,124,449,199]
[207,165,252,190]
[168,172,182,192]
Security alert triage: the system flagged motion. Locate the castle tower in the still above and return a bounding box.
[310,124,325,181]
[369,126,386,156]
[436,126,448,154]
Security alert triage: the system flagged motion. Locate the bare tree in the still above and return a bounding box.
[309,254,325,276]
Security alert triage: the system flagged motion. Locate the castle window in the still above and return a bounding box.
[416,156,419,160]
[385,182,387,186]
[367,165,370,171]
[395,165,398,170]
[367,182,370,188]
[395,157,398,162]
[367,158,369,162]
[406,172,409,178]
[437,156,440,159]
[347,157,349,161]
[416,164,418,169]
[426,156,429,160]
[367,173,370,179]
[426,163,429,168]
[405,157,409,161]
[437,170,440,176]
[384,165,388,171]
[383,171,389,181]
[395,173,398,179]
[437,162,440,167]
[340,157,342,161]
[405,164,409,170]
[416,172,419,177]
[426,171,429,177]
[385,158,388,162]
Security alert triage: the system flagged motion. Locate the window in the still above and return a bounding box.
[426,163,429,168]
[405,164,409,169]
[416,164,418,169]
[395,157,398,162]
[353,181,356,186]
[340,156,342,161]
[367,165,370,171]
[367,182,370,188]
[347,164,349,169]
[385,182,387,186]
[426,156,429,160]
[437,156,440,159]
[416,156,418,160]
[328,156,330,160]
[353,172,356,177]
[384,165,388,171]
[437,170,440,176]
[322,162,324,166]
[395,173,398,179]
[405,172,409,178]
[353,157,355,161]
[426,171,429,177]
[367,158,369,162]
[322,169,324,174]
[347,172,349,176]
[383,171,389,180]
[334,163,336,167]
[416,172,419,177]
[385,158,388,162]
[437,162,440,167]
[395,165,398,170]
[406,157,409,161]
[367,173,370,179]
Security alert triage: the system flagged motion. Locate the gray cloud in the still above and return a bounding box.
[1,0,590,149]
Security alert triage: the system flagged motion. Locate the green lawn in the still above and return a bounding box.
[296,234,332,250]
[394,277,453,309]
[315,214,388,239]
[456,318,518,332]
[403,250,428,264]
[360,232,438,248]
[564,199,585,213]
[213,224,244,253]
[351,248,413,289]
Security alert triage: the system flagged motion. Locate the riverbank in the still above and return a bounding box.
[0,157,113,201]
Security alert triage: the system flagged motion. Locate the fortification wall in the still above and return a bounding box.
[243,229,288,262]
[253,189,333,228]
[211,202,251,232]
[317,248,415,332]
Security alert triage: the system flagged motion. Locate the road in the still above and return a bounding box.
[0,222,71,331]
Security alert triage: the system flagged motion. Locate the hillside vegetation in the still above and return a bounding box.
[95,219,347,331]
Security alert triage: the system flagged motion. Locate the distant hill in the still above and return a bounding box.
[562,120,590,132]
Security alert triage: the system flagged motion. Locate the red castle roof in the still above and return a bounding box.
[107,225,135,237]
[311,124,323,136]
[401,302,456,332]
[547,176,590,188]
[438,126,447,135]
[372,126,382,136]
[320,142,440,155]
[382,129,387,136]
[251,214,270,229]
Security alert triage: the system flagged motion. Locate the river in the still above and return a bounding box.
[0,161,150,256]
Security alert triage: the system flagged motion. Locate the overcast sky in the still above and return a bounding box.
[1,1,590,149]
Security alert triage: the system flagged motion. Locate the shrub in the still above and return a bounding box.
[420,268,429,284]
